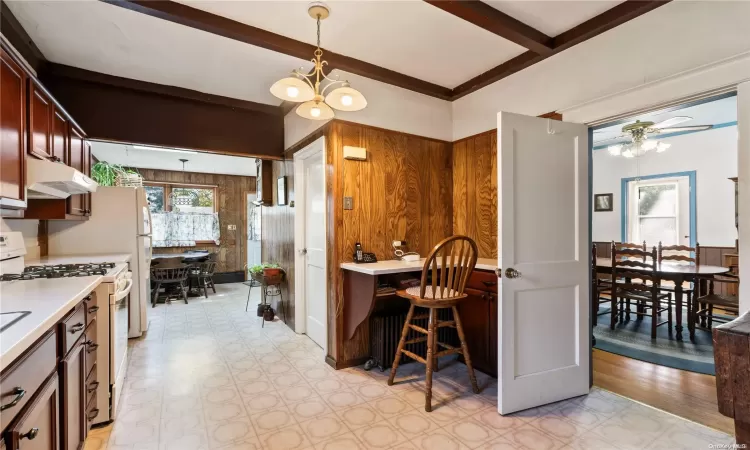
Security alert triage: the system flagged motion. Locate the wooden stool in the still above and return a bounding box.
[387,235,480,412]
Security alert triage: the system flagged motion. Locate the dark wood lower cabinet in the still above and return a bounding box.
[60,340,85,450]
[5,374,60,450]
[456,271,498,377]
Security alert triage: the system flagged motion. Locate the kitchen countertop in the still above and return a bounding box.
[340,257,497,275]
[0,276,103,370]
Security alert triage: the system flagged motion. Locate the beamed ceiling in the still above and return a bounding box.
[5,0,672,106]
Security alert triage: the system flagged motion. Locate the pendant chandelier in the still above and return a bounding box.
[270,2,366,120]
[607,121,670,158]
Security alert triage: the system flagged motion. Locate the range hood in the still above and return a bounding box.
[26,158,98,199]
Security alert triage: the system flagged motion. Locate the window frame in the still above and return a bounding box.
[628,180,680,245]
[620,171,697,248]
[144,181,219,246]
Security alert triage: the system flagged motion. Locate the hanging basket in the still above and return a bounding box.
[115,173,144,187]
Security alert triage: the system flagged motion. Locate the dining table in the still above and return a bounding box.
[151,251,210,261]
[595,260,731,340]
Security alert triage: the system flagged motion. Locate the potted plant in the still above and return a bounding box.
[91,161,142,187]
[247,263,281,282]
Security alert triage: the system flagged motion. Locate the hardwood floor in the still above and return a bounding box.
[593,348,735,435]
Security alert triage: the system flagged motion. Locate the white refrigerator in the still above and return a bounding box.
[48,186,153,338]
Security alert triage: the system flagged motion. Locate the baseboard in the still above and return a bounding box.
[325,355,369,370]
[213,271,245,284]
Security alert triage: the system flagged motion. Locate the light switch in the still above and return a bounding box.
[344,197,353,210]
[227,224,237,230]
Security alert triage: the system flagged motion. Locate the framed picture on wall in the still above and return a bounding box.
[277,176,287,206]
[594,193,613,212]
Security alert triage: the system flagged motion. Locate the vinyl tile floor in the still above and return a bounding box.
[84,283,734,450]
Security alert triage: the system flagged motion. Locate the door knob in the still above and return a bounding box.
[505,268,521,279]
[299,248,307,255]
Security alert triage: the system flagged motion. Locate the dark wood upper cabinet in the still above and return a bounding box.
[256,159,273,205]
[82,141,91,216]
[66,127,85,217]
[51,111,68,164]
[28,81,54,160]
[0,47,27,213]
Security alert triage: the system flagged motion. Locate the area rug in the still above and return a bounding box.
[593,305,717,375]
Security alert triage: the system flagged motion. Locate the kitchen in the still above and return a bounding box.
[2,0,750,449]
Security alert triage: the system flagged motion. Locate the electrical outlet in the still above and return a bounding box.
[227,224,237,230]
[343,197,353,210]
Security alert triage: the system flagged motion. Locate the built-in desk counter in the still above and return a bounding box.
[340,257,497,275]
[338,257,499,374]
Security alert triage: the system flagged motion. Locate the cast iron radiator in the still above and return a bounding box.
[369,307,458,372]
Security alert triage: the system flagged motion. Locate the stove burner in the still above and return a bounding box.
[1,262,116,281]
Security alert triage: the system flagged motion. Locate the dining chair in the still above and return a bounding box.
[657,242,700,320]
[608,241,647,320]
[189,261,217,298]
[610,244,672,338]
[691,273,739,338]
[592,244,612,326]
[387,235,480,412]
[151,264,191,306]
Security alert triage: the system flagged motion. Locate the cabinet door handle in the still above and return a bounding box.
[69,323,85,333]
[0,387,25,411]
[88,306,100,314]
[21,427,39,440]
[87,409,99,421]
[84,295,93,302]
[481,280,497,287]
[88,381,100,393]
[85,340,99,353]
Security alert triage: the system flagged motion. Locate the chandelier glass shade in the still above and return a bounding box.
[608,139,671,158]
[270,3,367,120]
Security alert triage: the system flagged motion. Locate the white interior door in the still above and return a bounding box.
[303,151,327,350]
[497,112,590,414]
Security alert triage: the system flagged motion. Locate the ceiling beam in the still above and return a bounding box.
[100,0,453,100]
[424,0,553,55]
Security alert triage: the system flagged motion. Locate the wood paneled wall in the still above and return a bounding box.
[137,168,255,273]
[261,159,296,330]
[452,129,497,258]
[327,121,454,366]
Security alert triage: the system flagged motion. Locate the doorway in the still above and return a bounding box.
[293,137,327,352]
[246,192,261,275]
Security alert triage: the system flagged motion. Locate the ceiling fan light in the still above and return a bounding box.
[325,85,367,111]
[608,144,622,156]
[622,149,635,158]
[642,140,658,151]
[656,142,671,153]
[296,100,334,121]
[270,77,315,102]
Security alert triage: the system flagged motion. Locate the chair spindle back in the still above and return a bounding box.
[658,242,700,266]
[419,236,478,300]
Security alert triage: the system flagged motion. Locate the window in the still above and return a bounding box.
[145,183,220,247]
[624,172,695,247]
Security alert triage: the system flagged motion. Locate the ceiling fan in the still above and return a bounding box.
[596,116,713,158]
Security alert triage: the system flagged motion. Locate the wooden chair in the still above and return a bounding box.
[189,261,217,298]
[657,242,699,306]
[151,265,191,306]
[592,244,612,326]
[691,273,740,337]
[608,241,648,320]
[387,235,480,412]
[610,244,672,338]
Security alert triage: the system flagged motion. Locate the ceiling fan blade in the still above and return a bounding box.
[594,134,629,144]
[652,116,692,129]
[657,125,713,133]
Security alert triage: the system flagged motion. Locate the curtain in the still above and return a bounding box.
[152,212,220,247]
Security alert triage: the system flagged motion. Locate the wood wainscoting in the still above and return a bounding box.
[328,120,454,367]
[261,159,296,330]
[137,168,255,274]
[452,129,497,259]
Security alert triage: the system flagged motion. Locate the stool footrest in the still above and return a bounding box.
[405,337,428,345]
[408,324,429,335]
[400,349,426,364]
[437,320,456,328]
[412,314,430,320]
[436,347,462,358]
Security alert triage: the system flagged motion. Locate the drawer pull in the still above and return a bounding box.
[88,381,100,393]
[21,427,39,440]
[0,387,26,411]
[69,323,85,333]
[481,280,497,287]
[87,409,99,421]
[85,340,99,353]
[88,306,100,314]
[84,295,93,302]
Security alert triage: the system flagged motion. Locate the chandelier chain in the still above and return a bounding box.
[316,15,321,49]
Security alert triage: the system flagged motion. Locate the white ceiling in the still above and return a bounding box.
[91,141,257,177]
[593,95,738,147]
[485,1,624,37]
[5,0,634,103]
